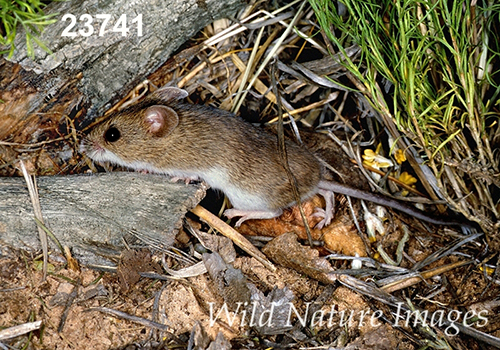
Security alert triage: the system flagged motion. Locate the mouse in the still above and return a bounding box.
[80,86,472,230]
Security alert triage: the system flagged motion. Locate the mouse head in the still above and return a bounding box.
[81,87,188,168]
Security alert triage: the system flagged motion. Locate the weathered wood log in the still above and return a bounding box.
[0,173,206,267]
[0,0,243,175]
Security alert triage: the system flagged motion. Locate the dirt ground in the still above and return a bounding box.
[1,219,500,350]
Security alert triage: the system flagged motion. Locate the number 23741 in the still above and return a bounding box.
[61,14,143,37]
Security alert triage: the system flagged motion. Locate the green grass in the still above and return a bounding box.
[0,0,57,58]
[309,0,500,226]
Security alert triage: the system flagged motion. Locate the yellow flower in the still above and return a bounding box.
[395,149,406,164]
[479,265,495,275]
[399,172,417,186]
[398,171,417,196]
[362,144,394,168]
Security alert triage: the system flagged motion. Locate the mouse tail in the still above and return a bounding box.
[317,180,475,229]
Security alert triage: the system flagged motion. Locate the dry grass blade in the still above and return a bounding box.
[412,233,483,271]
[19,160,48,280]
[161,261,207,278]
[380,260,472,293]
[0,321,42,341]
[203,0,302,48]
[128,228,196,265]
[230,1,307,115]
[87,307,171,332]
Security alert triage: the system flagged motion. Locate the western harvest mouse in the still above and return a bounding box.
[80,86,469,229]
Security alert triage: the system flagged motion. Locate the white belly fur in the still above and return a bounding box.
[91,148,270,211]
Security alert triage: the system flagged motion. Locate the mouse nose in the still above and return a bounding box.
[79,139,103,155]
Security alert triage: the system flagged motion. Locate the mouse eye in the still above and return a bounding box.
[104,127,121,142]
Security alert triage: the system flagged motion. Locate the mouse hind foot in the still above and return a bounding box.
[224,208,283,227]
[311,189,336,229]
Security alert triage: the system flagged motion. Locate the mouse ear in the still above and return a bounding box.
[147,86,188,104]
[143,105,179,137]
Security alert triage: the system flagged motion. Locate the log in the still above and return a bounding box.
[0,173,207,267]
